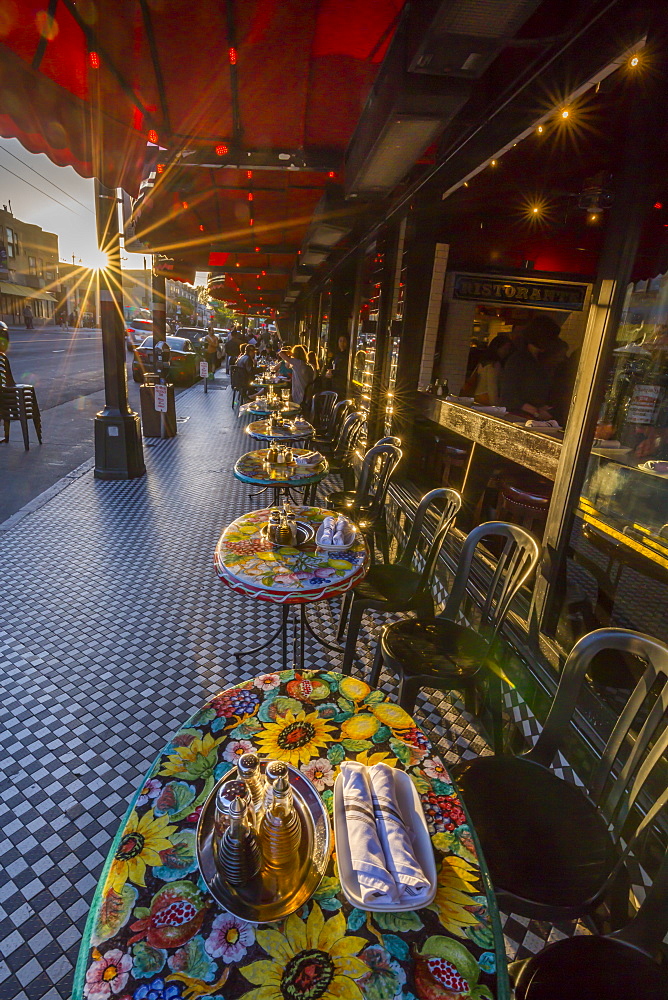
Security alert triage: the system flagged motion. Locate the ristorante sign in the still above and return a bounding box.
[453,273,588,311]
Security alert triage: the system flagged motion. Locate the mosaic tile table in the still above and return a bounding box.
[239,402,301,419]
[234,451,330,505]
[73,670,508,1000]
[246,419,314,448]
[214,506,369,669]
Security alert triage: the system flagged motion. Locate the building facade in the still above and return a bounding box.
[0,207,59,324]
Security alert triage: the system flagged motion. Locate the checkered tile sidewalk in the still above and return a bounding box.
[0,373,603,999]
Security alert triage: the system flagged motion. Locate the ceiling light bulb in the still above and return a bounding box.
[537,125,544,134]
[561,109,569,119]
[532,207,539,214]
[630,55,640,67]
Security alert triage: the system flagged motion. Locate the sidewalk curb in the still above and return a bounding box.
[0,456,95,532]
[0,371,228,534]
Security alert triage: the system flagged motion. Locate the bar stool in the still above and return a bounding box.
[496,478,552,534]
[440,445,469,489]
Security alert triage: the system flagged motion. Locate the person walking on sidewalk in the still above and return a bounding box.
[23,303,33,329]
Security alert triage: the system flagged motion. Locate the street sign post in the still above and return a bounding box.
[200,360,209,393]
[155,384,168,411]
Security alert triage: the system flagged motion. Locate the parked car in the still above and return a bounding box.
[132,336,199,385]
[126,318,154,350]
[176,326,225,368]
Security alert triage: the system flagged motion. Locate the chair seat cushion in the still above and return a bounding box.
[515,934,668,1000]
[354,564,422,604]
[325,490,356,511]
[382,618,491,679]
[456,756,618,910]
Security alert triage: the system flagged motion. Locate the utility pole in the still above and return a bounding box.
[93,180,145,480]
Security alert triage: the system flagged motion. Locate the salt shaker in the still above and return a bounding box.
[218,793,262,885]
[237,752,266,827]
[214,779,252,841]
[260,760,301,870]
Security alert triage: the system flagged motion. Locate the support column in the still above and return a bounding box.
[93,180,145,480]
[393,199,441,459]
[152,268,167,343]
[367,223,402,443]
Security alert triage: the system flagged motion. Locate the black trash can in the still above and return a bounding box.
[139,380,177,438]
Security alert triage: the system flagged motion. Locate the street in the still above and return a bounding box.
[0,326,191,523]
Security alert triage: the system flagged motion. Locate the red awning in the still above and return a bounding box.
[0,0,404,194]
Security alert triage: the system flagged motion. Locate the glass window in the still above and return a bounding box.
[6,228,14,258]
[38,258,43,275]
[28,256,36,275]
[556,193,668,675]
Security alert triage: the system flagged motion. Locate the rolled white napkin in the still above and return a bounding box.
[368,763,430,901]
[319,515,336,545]
[332,515,355,546]
[294,451,323,465]
[525,418,560,428]
[340,762,398,904]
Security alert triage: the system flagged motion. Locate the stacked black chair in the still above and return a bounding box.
[455,628,668,929]
[338,488,461,674]
[510,840,668,999]
[325,440,402,562]
[0,353,42,450]
[371,521,540,751]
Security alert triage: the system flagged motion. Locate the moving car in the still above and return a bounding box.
[131,336,199,385]
[126,318,154,350]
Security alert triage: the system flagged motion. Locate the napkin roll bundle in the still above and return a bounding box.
[319,515,355,546]
[340,761,429,904]
[294,450,323,466]
[525,418,560,428]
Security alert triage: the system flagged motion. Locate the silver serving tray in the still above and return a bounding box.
[196,762,331,924]
[259,520,315,547]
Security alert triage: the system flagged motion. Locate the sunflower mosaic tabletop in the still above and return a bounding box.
[214,507,368,604]
[234,451,330,489]
[74,671,508,1000]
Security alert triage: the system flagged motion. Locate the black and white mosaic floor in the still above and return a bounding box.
[0,374,592,1000]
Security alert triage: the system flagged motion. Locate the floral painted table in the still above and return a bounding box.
[246,418,314,449]
[74,671,508,1000]
[240,401,301,419]
[234,450,330,505]
[214,506,368,668]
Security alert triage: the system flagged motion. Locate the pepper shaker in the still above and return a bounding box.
[237,752,266,827]
[260,760,301,870]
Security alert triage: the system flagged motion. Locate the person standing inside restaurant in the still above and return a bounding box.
[461,334,512,405]
[279,344,314,405]
[499,319,556,419]
[326,335,349,398]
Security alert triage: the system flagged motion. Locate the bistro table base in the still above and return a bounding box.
[233,603,341,669]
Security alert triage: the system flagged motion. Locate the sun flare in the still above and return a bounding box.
[82,247,109,270]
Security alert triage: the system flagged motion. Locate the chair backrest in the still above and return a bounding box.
[312,390,338,429]
[302,378,317,412]
[613,840,668,955]
[441,521,540,638]
[527,628,668,852]
[333,411,365,461]
[328,398,354,442]
[375,435,401,448]
[229,364,246,391]
[353,442,402,518]
[400,488,462,591]
[0,353,15,388]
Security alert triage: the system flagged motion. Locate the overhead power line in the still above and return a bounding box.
[0,161,91,219]
[0,144,94,214]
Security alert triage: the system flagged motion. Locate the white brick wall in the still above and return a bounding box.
[418,243,450,388]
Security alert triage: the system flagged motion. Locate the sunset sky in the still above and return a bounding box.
[0,136,205,283]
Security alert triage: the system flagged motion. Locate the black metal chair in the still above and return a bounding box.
[370,521,540,751]
[313,398,354,452]
[325,411,366,491]
[325,440,402,563]
[311,390,338,431]
[455,628,668,927]
[338,488,462,674]
[229,364,247,407]
[510,841,668,999]
[0,354,42,450]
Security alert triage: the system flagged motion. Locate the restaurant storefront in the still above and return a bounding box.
[292,27,668,829]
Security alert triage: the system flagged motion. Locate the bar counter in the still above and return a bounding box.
[416,391,562,481]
